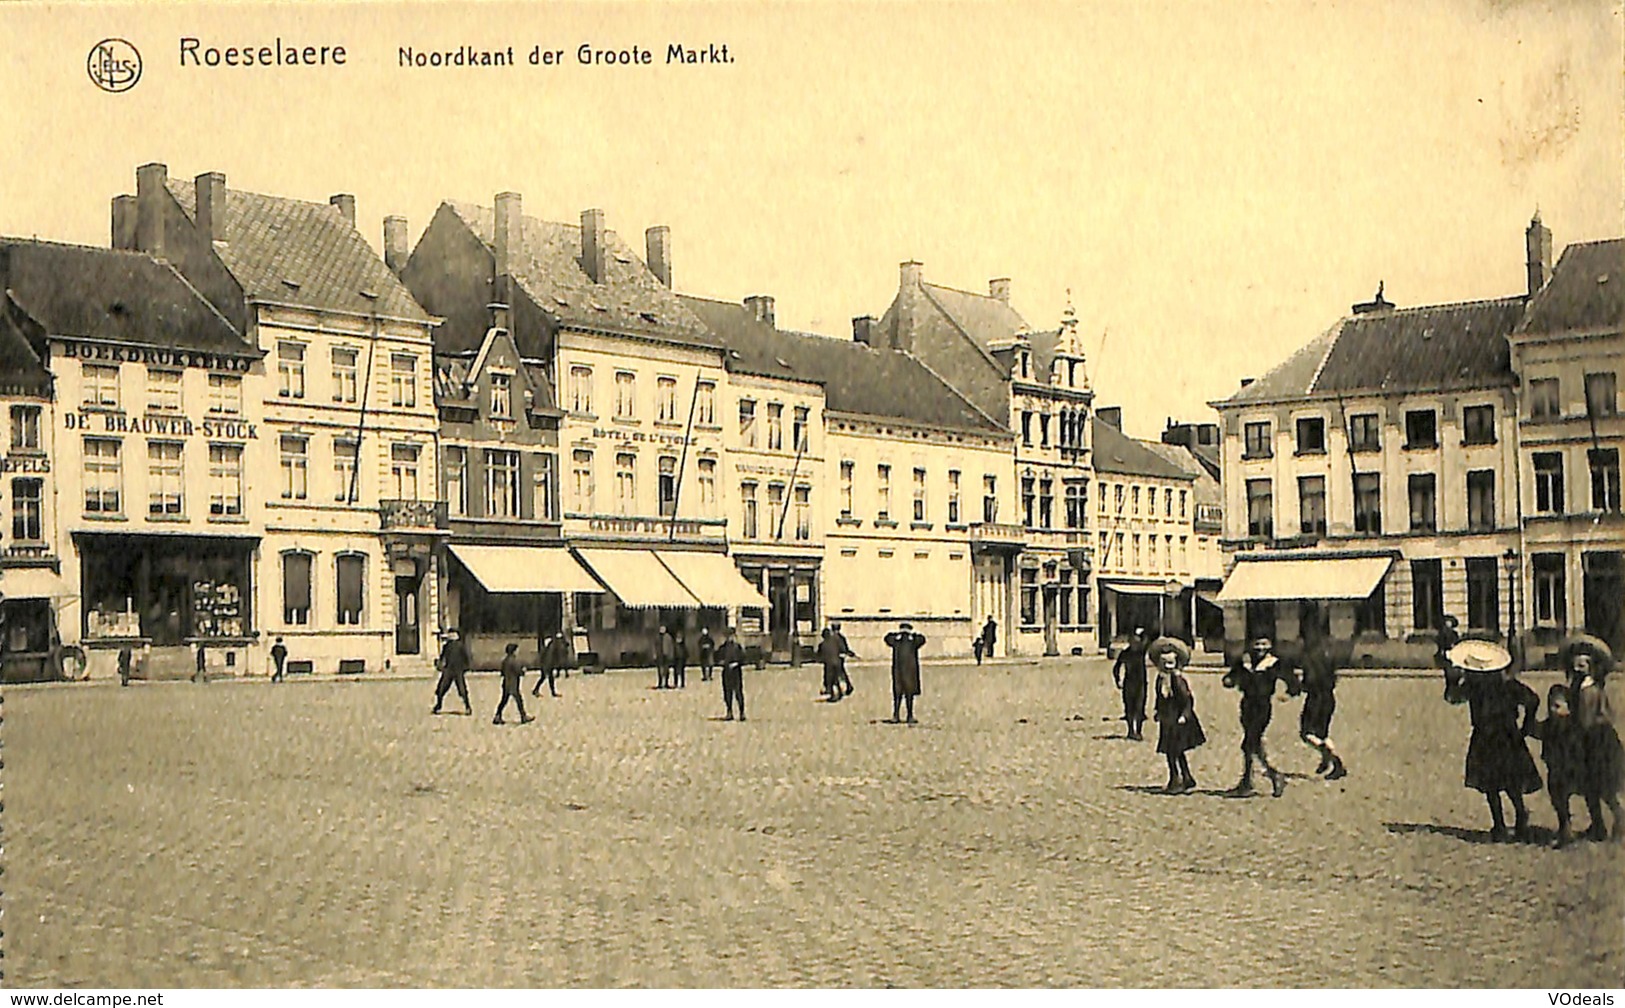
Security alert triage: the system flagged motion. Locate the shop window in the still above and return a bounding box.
[1408,473,1437,532]
[697,457,717,516]
[280,436,309,500]
[1354,473,1382,534]
[1533,452,1564,514]
[1466,557,1500,634]
[1355,587,1386,637]
[656,376,677,423]
[331,348,359,404]
[1295,416,1326,454]
[146,369,183,413]
[739,399,758,447]
[658,456,677,517]
[336,553,365,626]
[1589,448,1621,512]
[1462,404,1496,445]
[794,485,811,541]
[84,364,121,409]
[533,454,555,521]
[84,437,121,514]
[1348,413,1381,452]
[391,444,421,500]
[209,444,244,517]
[1467,470,1496,531]
[1243,421,1272,459]
[614,452,636,515]
[767,403,784,451]
[11,478,41,541]
[486,449,520,518]
[10,405,40,451]
[277,342,306,399]
[490,372,512,418]
[1411,559,1443,632]
[614,371,636,419]
[1532,553,1566,628]
[283,552,313,625]
[445,446,467,516]
[390,354,417,408]
[569,366,594,415]
[208,373,242,415]
[333,438,359,503]
[695,381,716,425]
[571,449,594,512]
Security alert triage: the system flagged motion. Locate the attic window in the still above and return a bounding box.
[591,302,608,312]
[728,350,742,359]
[775,357,791,369]
[640,311,658,324]
[360,289,379,300]
[553,295,569,306]
[281,279,301,290]
[613,253,633,264]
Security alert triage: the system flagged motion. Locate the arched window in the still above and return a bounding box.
[282,551,314,626]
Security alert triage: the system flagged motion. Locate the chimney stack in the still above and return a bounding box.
[135,162,169,258]
[493,191,522,278]
[646,226,671,288]
[852,315,874,345]
[195,172,226,243]
[581,208,606,284]
[329,193,356,228]
[383,215,410,273]
[744,295,776,327]
[111,195,136,250]
[989,277,1011,303]
[1526,212,1553,297]
[900,260,923,290]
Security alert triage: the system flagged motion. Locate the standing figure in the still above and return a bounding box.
[655,626,674,689]
[432,628,473,715]
[1150,637,1204,793]
[672,629,689,689]
[697,627,716,682]
[1298,635,1346,780]
[493,642,533,725]
[270,636,288,683]
[1565,641,1624,842]
[532,633,564,698]
[1527,683,1585,848]
[1112,627,1151,740]
[981,617,998,662]
[193,640,208,684]
[117,643,133,688]
[1222,636,1301,797]
[1443,643,1541,842]
[1435,615,1461,672]
[972,635,985,665]
[817,625,856,702]
[884,622,927,724]
[831,622,856,697]
[717,626,747,721]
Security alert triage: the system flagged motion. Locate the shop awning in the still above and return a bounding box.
[1216,556,1393,602]
[574,549,701,608]
[656,551,771,609]
[0,568,69,599]
[448,544,604,594]
[1099,579,1170,596]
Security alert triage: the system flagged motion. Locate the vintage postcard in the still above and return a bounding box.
[0,0,1620,991]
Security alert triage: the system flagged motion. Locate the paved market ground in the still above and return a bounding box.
[4,657,1621,987]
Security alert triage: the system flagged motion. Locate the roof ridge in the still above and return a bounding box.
[899,348,1009,432]
[918,283,1015,377]
[1303,318,1344,393]
[1349,293,1527,316]
[0,236,169,259]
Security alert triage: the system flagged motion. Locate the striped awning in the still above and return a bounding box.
[657,551,770,609]
[574,549,701,608]
[448,544,604,594]
[1216,556,1393,602]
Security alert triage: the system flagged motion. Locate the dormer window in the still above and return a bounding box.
[490,373,512,418]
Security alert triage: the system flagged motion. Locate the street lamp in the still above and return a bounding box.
[1503,547,1521,651]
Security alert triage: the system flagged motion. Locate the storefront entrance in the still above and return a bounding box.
[77,534,254,645]
[768,571,793,655]
[395,570,423,655]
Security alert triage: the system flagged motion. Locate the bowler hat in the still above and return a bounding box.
[1146,637,1192,668]
[1447,639,1513,673]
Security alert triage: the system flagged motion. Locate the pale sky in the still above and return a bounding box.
[2,0,1620,438]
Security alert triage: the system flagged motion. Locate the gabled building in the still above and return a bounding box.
[113,164,443,675]
[1210,230,1535,665]
[1509,227,1625,660]
[402,196,760,666]
[874,265,1094,655]
[2,237,259,681]
[683,293,1016,658]
[1147,422,1226,650]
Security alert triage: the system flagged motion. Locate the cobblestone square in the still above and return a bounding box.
[3,658,1620,987]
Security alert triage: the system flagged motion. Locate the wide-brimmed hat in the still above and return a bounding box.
[1559,634,1617,675]
[1146,636,1191,668]
[1447,639,1513,674]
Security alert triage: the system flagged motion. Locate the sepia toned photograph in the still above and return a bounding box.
[0,0,1621,991]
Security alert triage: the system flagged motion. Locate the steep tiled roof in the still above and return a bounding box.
[0,305,51,395]
[1093,419,1194,480]
[168,181,431,322]
[0,238,250,355]
[1519,238,1624,336]
[681,295,1007,434]
[444,202,715,349]
[1221,325,1339,404]
[1143,441,1219,504]
[921,283,1032,346]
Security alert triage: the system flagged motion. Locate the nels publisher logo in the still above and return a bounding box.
[87,38,142,92]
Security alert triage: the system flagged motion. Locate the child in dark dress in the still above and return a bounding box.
[1527,684,1586,848]
[1151,638,1204,793]
[1444,658,1542,842]
[1567,648,1624,842]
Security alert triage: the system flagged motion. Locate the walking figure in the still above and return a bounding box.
[884,621,926,724]
[1444,640,1540,841]
[818,624,857,702]
[717,626,746,721]
[1565,640,1624,842]
[1222,635,1300,797]
[1527,683,1585,848]
[1113,626,1151,740]
[1298,634,1347,780]
[192,640,208,684]
[831,622,855,697]
[433,628,473,715]
[1150,637,1204,793]
[494,643,534,725]
[270,636,288,683]
[532,632,568,698]
[655,626,674,689]
[118,643,133,688]
[697,627,716,682]
[672,629,689,689]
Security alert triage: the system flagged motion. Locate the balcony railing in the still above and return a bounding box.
[968,522,1028,548]
[380,499,449,531]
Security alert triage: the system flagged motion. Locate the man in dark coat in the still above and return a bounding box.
[1112,626,1151,740]
[884,622,927,724]
[817,625,857,702]
[494,642,533,725]
[672,629,689,689]
[655,626,675,689]
[118,643,134,688]
[696,627,716,682]
[531,632,568,698]
[717,626,747,721]
[433,628,473,715]
[1222,635,1301,797]
[831,622,856,696]
[270,636,288,683]
[981,617,998,661]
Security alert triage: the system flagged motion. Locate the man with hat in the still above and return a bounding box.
[493,642,534,726]
[817,624,857,702]
[716,625,748,721]
[432,628,473,716]
[884,621,927,724]
[1113,626,1153,740]
[1222,635,1301,797]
